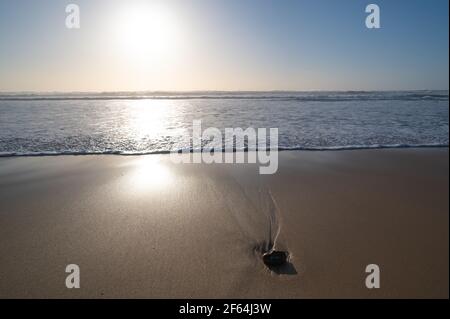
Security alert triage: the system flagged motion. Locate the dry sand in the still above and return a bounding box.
[0,149,448,298]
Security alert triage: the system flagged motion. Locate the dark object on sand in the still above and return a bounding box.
[263,251,288,267]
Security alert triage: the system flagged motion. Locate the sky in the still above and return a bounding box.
[0,0,448,92]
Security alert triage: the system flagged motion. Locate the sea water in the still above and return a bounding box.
[0,91,448,156]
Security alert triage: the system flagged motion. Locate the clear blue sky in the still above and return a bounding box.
[0,0,448,91]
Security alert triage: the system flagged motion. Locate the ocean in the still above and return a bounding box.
[0,91,448,156]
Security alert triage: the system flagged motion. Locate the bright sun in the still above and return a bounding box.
[112,2,180,66]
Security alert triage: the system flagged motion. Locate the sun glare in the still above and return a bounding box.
[112,2,181,67]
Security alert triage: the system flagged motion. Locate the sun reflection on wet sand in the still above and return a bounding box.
[123,156,174,192]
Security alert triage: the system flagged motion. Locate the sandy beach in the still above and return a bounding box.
[0,148,448,298]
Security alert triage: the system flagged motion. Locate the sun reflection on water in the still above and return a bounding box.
[128,100,170,139]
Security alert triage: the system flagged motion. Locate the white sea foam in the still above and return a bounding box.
[0,91,448,156]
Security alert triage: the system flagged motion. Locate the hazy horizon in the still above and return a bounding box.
[0,89,449,95]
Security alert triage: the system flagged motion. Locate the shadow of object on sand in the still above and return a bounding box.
[267,261,298,275]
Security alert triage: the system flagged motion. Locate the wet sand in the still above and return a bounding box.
[0,149,448,298]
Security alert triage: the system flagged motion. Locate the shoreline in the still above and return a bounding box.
[0,148,448,298]
[0,144,448,158]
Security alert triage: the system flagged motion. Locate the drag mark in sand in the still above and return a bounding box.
[265,189,281,253]
[258,188,289,268]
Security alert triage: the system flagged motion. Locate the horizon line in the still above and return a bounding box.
[0,89,449,95]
